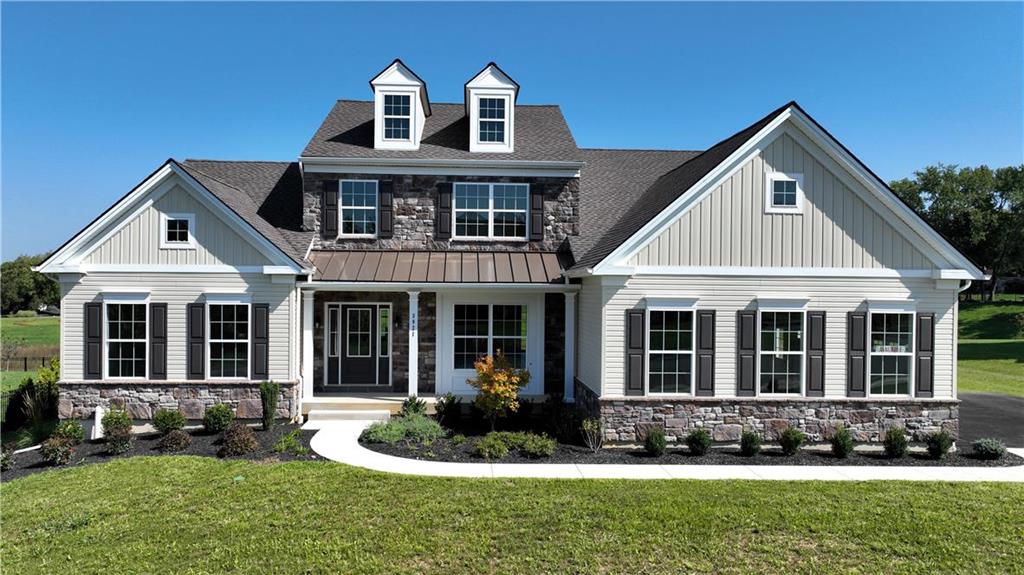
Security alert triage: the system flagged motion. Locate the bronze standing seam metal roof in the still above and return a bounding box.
[309,250,567,284]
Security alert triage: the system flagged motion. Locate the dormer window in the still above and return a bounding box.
[478,97,506,143]
[383,94,411,141]
[465,63,519,153]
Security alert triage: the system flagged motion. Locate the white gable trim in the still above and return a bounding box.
[590,106,985,280]
[35,161,304,274]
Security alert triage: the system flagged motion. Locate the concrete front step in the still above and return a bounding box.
[307,409,391,422]
[302,395,436,416]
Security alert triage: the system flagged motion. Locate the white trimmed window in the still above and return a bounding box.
[869,312,914,395]
[208,303,249,379]
[453,183,528,240]
[383,94,411,141]
[765,172,804,214]
[646,309,695,394]
[453,303,527,369]
[340,180,378,236]
[105,302,147,378]
[478,97,507,143]
[759,310,804,394]
[160,213,195,249]
[379,307,390,357]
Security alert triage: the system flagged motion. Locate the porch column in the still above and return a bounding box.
[407,290,420,398]
[301,288,315,403]
[564,291,576,402]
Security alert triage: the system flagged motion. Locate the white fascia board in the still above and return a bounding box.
[299,156,583,178]
[307,281,581,292]
[621,266,939,278]
[58,264,299,275]
[867,299,917,312]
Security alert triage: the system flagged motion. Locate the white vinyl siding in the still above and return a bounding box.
[574,276,605,396]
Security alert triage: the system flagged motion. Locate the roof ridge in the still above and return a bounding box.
[581,147,703,153]
[179,162,259,199]
[183,159,293,165]
[334,98,560,108]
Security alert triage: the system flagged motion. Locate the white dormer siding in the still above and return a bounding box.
[370,59,431,151]
[465,63,519,154]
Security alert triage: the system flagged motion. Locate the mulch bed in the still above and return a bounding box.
[1,424,320,482]
[363,436,1024,467]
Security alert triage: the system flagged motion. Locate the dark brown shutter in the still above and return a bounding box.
[322,180,338,240]
[915,313,935,398]
[187,303,205,380]
[529,186,544,241]
[149,303,167,380]
[378,180,393,239]
[695,310,715,396]
[84,302,102,380]
[625,309,645,396]
[435,182,452,240]
[806,311,825,397]
[252,304,270,381]
[847,311,867,397]
[736,310,757,396]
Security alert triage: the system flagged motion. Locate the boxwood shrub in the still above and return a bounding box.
[203,404,235,434]
[153,409,187,436]
[685,429,712,456]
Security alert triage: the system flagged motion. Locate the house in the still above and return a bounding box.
[36,59,986,443]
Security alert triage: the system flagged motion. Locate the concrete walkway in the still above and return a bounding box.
[306,420,1024,482]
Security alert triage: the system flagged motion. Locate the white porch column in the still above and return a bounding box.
[407,290,420,397]
[301,288,315,403]
[564,291,576,402]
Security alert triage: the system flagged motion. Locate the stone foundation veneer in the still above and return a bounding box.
[57,381,300,421]
[574,379,958,444]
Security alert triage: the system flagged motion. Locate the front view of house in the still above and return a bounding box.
[37,60,986,443]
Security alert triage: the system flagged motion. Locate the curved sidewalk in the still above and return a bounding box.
[307,421,1024,482]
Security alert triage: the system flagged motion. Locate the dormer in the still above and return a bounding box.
[370,59,431,151]
[465,62,519,154]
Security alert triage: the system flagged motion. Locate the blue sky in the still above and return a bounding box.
[2,2,1021,260]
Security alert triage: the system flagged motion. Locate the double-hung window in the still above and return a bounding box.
[759,311,804,394]
[869,312,914,395]
[647,309,695,394]
[383,94,411,141]
[340,180,378,236]
[106,302,147,378]
[209,303,249,378]
[453,183,528,240]
[453,304,527,369]
[478,97,506,143]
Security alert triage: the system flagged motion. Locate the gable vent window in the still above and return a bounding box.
[478,98,506,143]
[765,173,804,214]
[340,180,378,236]
[160,213,195,249]
[383,94,411,141]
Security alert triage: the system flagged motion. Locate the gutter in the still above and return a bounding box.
[299,155,585,172]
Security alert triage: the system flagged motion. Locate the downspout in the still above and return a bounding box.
[952,280,971,401]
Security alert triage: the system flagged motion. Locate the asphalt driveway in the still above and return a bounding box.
[959,393,1024,447]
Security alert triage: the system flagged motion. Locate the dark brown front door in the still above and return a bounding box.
[341,305,376,385]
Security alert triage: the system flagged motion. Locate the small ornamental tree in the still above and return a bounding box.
[467,352,530,431]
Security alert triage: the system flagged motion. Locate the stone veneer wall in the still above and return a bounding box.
[58,381,300,421]
[303,172,579,252]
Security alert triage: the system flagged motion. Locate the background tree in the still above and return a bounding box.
[890,164,1024,300]
[1,253,59,315]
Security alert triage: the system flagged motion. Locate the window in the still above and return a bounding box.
[106,303,146,378]
[383,94,411,140]
[209,303,249,378]
[340,180,378,236]
[765,173,804,213]
[478,97,506,143]
[327,307,339,358]
[869,313,914,395]
[347,308,372,358]
[453,183,528,239]
[647,310,694,394]
[453,304,527,369]
[379,307,390,357]
[160,213,195,248]
[759,311,804,394]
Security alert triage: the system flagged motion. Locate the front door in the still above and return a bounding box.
[341,305,377,385]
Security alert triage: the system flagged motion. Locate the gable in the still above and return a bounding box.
[628,127,936,270]
[82,181,273,267]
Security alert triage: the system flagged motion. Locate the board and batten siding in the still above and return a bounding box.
[61,273,296,381]
[628,132,934,270]
[84,184,271,266]
[599,275,957,399]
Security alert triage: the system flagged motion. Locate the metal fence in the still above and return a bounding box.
[2,357,55,372]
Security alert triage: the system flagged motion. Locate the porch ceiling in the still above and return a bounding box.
[309,250,568,284]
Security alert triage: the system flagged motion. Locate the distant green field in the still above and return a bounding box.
[959,298,1024,340]
[0,315,59,349]
[1,370,35,393]
[958,339,1024,397]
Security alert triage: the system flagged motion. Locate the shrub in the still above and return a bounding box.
[4,361,60,431]
[153,409,186,436]
[359,415,446,445]
[925,430,954,459]
[451,433,467,446]
[433,393,462,426]
[219,423,259,457]
[518,433,557,458]
[972,437,1007,460]
[644,428,667,457]
[740,430,762,457]
[41,437,75,466]
[467,352,531,431]
[158,429,192,452]
[474,434,509,460]
[203,404,235,434]
[883,427,909,458]
[361,420,407,444]
[685,429,712,456]
[259,381,279,431]
[272,429,309,455]
[400,397,428,418]
[779,428,805,456]
[52,420,85,445]
[1,446,13,471]
[102,408,134,454]
[581,418,604,453]
[830,426,854,459]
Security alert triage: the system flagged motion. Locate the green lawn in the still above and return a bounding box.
[0,315,59,357]
[959,299,1024,340]
[2,458,1023,574]
[958,339,1024,397]
[1,369,35,392]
